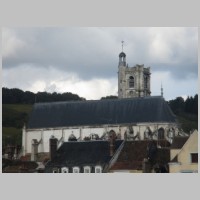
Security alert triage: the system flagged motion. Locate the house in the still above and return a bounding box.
[169,130,198,173]
[45,135,123,173]
[108,140,171,173]
[2,158,40,173]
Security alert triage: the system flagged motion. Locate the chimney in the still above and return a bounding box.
[142,158,151,173]
[49,136,58,161]
[109,131,116,157]
[31,139,38,161]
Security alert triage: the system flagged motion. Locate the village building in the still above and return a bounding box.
[169,130,198,173]
[45,134,123,173]
[108,140,171,173]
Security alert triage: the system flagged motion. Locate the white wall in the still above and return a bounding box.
[23,122,177,154]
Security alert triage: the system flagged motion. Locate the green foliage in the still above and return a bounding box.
[2,104,32,128]
[2,104,33,147]
[101,95,118,100]
[177,115,198,133]
[2,127,22,146]
[168,95,198,115]
[2,87,86,104]
[168,94,198,133]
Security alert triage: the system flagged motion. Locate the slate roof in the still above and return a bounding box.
[170,136,189,149]
[47,140,123,166]
[110,140,170,171]
[28,96,176,129]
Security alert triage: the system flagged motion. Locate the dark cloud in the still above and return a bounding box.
[2,27,198,100]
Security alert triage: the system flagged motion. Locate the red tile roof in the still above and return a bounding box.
[110,140,170,171]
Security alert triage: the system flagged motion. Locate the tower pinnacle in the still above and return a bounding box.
[161,82,163,97]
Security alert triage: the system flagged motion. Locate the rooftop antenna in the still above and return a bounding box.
[121,40,124,52]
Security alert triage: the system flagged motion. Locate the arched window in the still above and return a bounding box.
[158,128,165,140]
[129,76,134,88]
[144,76,148,88]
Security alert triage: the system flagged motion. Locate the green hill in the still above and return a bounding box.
[2,104,33,146]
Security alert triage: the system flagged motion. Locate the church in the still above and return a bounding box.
[22,48,179,161]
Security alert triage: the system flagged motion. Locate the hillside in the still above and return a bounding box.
[2,87,86,147]
[2,104,33,146]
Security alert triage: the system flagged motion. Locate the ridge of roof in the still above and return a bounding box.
[34,95,164,106]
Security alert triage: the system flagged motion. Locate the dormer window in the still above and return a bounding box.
[84,166,91,173]
[52,168,59,173]
[95,166,102,173]
[73,167,80,173]
[61,167,69,173]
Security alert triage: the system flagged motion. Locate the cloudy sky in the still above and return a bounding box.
[2,27,198,101]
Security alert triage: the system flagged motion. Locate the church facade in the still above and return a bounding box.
[22,50,179,160]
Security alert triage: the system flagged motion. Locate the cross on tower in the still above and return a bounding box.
[121,40,124,52]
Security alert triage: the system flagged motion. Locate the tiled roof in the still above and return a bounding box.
[171,136,189,149]
[110,140,170,171]
[2,160,38,173]
[27,96,176,129]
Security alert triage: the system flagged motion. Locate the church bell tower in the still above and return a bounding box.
[118,42,151,99]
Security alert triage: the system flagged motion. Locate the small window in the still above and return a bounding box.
[129,76,134,88]
[61,167,69,173]
[53,168,59,173]
[73,167,80,173]
[191,153,198,163]
[84,166,91,173]
[95,166,102,173]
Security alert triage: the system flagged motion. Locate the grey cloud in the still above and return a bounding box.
[2,27,198,82]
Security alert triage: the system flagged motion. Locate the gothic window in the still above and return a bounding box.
[129,76,134,88]
[158,128,165,140]
[144,76,148,88]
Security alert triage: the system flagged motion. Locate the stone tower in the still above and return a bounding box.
[118,51,151,98]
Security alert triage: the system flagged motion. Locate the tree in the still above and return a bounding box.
[101,95,118,100]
